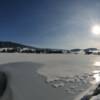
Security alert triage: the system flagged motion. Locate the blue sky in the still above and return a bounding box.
[1,0,100,49]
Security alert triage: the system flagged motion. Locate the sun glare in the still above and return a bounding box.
[93,73,100,83]
[91,70,100,84]
[93,61,100,66]
[92,25,100,35]
[92,62,100,84]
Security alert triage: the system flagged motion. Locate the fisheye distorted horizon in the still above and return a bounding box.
[1,0,100,49]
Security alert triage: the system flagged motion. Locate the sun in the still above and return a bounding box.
[92,25,100,35]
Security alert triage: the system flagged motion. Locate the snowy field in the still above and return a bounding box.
[0,53,100,100]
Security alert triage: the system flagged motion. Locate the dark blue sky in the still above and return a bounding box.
[1,0,100,49]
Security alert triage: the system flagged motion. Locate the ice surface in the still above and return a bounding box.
[0,53,100,100]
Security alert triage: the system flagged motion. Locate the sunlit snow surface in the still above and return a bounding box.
[0,53,100,100]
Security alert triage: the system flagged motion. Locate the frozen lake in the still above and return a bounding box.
[0,53,100,100]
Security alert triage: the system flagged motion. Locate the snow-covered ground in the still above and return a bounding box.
[0,53,100,100]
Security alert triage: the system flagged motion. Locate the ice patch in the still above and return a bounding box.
[41,70,100,99]
[43,73,94,95]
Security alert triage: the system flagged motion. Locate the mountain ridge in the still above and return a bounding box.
[0,41,36,49]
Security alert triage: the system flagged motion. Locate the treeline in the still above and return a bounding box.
[0,41,100,55]
[0,47,69,54]
[0,47,100,55]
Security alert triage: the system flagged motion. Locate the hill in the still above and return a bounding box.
[0,41,36,49]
